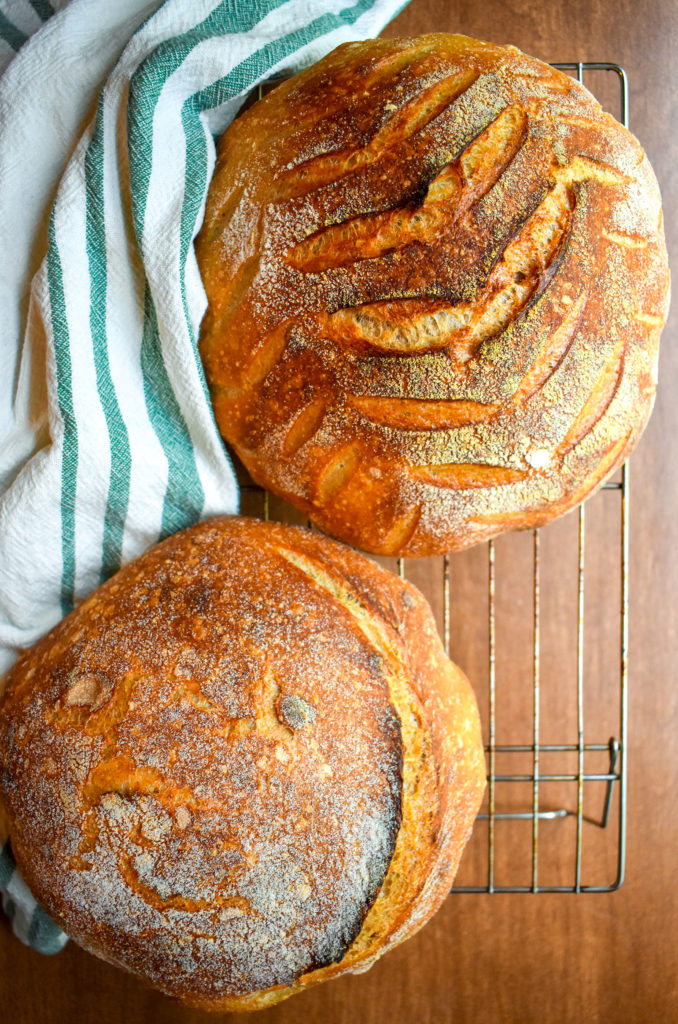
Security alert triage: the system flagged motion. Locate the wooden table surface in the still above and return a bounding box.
[2,1,676,1021]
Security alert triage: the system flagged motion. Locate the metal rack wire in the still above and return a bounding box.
[252,62,630,894]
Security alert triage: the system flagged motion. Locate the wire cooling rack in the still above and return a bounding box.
[449,477,627,894]
[248,62,630,894]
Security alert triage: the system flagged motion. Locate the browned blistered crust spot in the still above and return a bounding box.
[63,673,112,712]
[196,33,669,557]
[277,694,317,731]
[175,806,191,830]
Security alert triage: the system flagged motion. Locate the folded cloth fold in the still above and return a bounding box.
[0,0,407,954]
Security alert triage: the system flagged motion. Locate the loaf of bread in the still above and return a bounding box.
[0,517,485,1011]
[197,33,669,556]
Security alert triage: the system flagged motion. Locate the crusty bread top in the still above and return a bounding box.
[197,34,669,556]
[0,517,484,1011]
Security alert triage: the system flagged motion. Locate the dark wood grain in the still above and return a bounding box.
[2,1,676,1021]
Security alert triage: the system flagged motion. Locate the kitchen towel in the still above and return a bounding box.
[0,0,407,954]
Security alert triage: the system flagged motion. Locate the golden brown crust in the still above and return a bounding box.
[197,33,670,556]
[0,517,484,1011]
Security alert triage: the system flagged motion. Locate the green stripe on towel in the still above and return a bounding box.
[0,11,28,50]
[27,0,55,23]
[139,284,204,538]
[46,209,78,615]
[84,102,133,583]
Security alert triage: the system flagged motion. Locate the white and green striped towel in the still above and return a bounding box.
[0,0,407,955]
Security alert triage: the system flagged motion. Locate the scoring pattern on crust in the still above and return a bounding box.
[197,34,669,556]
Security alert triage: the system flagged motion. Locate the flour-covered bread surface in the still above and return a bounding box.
[0,517,485,1011]
[197,34,669,556]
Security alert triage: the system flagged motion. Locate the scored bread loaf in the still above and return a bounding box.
[0,517,485,1012]
[197,33,670,557]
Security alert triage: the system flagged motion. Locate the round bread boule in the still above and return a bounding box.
[0,517,485,1012]
[196,33,670,557]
